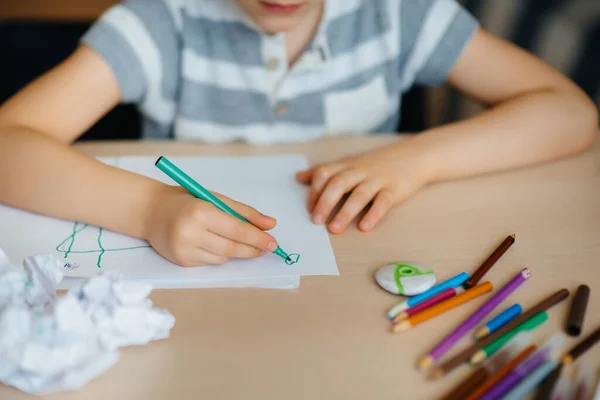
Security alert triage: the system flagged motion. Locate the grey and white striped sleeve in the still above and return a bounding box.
[80,0,180,109]
[398,0,479,89]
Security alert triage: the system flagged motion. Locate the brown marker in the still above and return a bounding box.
[439,367,489,400]
[532,363,563,400]
[561,326,600,365]
[463,234,515,289]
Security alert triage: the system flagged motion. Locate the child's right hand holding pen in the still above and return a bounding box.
[143,185,280,267]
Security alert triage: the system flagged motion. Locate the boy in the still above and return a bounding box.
[0,0,597,267]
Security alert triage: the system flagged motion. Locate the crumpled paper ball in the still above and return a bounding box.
[0,248,175,395]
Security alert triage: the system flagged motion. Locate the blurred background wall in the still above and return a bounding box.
[448,0,600,123]
[0,0,598,140]
[0,0,141,141]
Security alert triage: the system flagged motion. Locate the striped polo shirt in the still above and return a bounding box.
[81,0,479,145]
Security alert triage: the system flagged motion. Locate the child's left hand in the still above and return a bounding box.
[295,139,435,234]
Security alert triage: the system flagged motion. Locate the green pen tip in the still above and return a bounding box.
[285,254,300,265]
[274,247,300,265]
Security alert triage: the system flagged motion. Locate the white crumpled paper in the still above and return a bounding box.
[0,248,175,395]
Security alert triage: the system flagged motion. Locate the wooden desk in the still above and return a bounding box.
[2,136,599,399]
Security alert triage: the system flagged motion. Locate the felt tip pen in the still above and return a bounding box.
[501,360,558,400]
[478,333,566,400]
[470,312,548,365]
[155,156,300,265]
[475,304,523,340]
[387,272,470,319]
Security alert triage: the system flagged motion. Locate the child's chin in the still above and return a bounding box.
[255,18,300,34]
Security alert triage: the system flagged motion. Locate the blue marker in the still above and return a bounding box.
[475,303,522,339]
[386,272,470,319]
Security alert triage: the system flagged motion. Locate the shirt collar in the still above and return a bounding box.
[312,0,332,61]
[222,0,332,56]
[209,0,332,70]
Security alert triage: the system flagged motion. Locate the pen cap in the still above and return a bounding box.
[566,284,590,337]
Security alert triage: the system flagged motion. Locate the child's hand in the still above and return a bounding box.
[296,140,434,234]
[144,186,278,266]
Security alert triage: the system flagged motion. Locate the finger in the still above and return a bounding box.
[204,232,263,259]
[311,169,365,224]
[328,180,381,234]
[359,189,397,232]
[213,192,276,231]
[175,247,231,267]
[295,167,315,184]
[307,164,347,212]
[206,211,278,253]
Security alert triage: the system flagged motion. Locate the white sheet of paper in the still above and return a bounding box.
[0,155,337,289]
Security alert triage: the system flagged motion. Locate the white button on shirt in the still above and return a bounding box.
[275,103,288,114]
[266,58,279,70]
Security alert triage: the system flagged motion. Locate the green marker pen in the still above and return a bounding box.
[155,156,299,265]
[470,311,548,364]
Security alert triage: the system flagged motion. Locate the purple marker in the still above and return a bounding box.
[479,349,549,400]
[419,268,531,369]
[479,333,566,400]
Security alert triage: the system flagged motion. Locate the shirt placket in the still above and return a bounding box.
[261,33,290,117]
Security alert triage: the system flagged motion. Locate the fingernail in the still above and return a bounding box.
[330,221,341,231]
[361,221,371,230]
[267,242,277,252]
[313,214,323,224]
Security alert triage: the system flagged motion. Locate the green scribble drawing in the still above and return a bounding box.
[54,158,151,268]
[96,226,106,268]
[55,221,151,268]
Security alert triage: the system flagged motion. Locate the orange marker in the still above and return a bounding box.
[391,282,493,333]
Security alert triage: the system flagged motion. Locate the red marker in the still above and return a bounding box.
[392,287,462,324]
